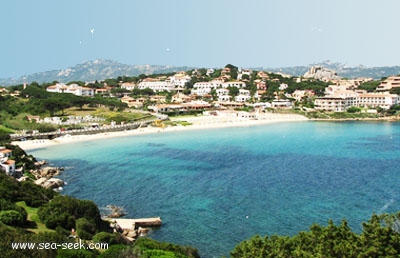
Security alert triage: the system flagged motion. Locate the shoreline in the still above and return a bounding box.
[12,113,309,151]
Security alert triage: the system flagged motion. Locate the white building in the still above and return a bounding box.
[46,83,94,97]
[222,81,246,89]
[315,92,400,112]
[137,78,175,92]
[356,92,400,109]
[0,147,15,176]
[235,89,251,102]
[121,82,136,91]
[169,72,191,87]
[377,76,400,91]
[216,88,231,102]
[191,80,246,96]
[192,80,223,96]
[314,96,350,112]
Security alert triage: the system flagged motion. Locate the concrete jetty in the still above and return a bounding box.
[109,217,162,230]
[107,217,162,241]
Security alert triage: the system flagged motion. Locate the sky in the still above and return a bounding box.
[1,0,400,78]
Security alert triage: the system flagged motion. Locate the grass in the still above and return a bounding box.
[65,106,153,123]
[16,201,54,234]
[0,124,15,133]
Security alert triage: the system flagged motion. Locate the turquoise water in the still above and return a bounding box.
[29,121,400,257]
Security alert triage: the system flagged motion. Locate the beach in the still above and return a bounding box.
[12,112,308,151]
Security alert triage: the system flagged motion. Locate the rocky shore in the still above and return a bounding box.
[17,162,65,190]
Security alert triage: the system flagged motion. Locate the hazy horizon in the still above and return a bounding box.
[2,0,400,78]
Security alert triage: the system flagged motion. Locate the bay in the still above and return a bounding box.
[29,121,400,258]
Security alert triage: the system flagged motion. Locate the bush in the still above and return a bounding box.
[38,195,102,231]
[98,245,135,258]
[93,232,126,245]
[76,218,96,240]
[44,212,75,230]
[347,106,362,113]
[0,210,25,226]
[57,248,97,258]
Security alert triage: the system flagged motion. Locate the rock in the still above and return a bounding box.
[34,177,48,186]
[43,178,64,189]
[40,167,62,177]
[17,176,29,182]
[34,160,48,166]
[126,230,138,239]
[303,66,340,81]
[34,177,64,189]
[138,227,149,236]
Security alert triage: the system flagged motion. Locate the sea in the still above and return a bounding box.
[28,121,400,258]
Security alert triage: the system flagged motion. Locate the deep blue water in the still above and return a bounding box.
[29,121,400,258]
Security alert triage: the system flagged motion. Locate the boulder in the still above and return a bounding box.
[43,178,64,189]
[40,167,62,177]
[34,177,64,189]
[303,66,340,81]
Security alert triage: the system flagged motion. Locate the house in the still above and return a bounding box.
[137,78,175,92]
[95,88,111,95]
[271,99,292,109]
[150,95,167,103]
[377,76,400,91]
[314,96,351,112]
[222,81,246,89]
[169,72,191,87]
[235,89,251,102]
[120,96,145,108]
[216,88,231,102]
[0,147,15,176]
[192,80,223,96]
[291,90,315,102]
[0,147,12,159]
[1,160,16,176]
[256,80,267,91]
[257,71,270,80]
[172,93,192,103]
[0,87,8,95]
[121,82,136,91]
[237,68,252,80]
[46,83,94,97]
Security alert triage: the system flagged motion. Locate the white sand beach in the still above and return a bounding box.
[11,112,308,151]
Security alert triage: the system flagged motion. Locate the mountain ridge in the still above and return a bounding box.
[1,59,400,86]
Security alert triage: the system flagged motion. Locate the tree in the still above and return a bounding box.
[231,213,400,257]
[0,210,25,226]
[227,86,239,97]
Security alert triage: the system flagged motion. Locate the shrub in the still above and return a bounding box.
[0,210,25,226]
[347,106,362,113]
[92,232,126,245]
[76,218,96,240]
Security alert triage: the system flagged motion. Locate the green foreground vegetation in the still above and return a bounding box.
[231,215,400,257]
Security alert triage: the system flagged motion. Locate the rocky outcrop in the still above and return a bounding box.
[34,177,64,189]
[303,66,340,81]
[30,166,64,179]
[30,165,65,190]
